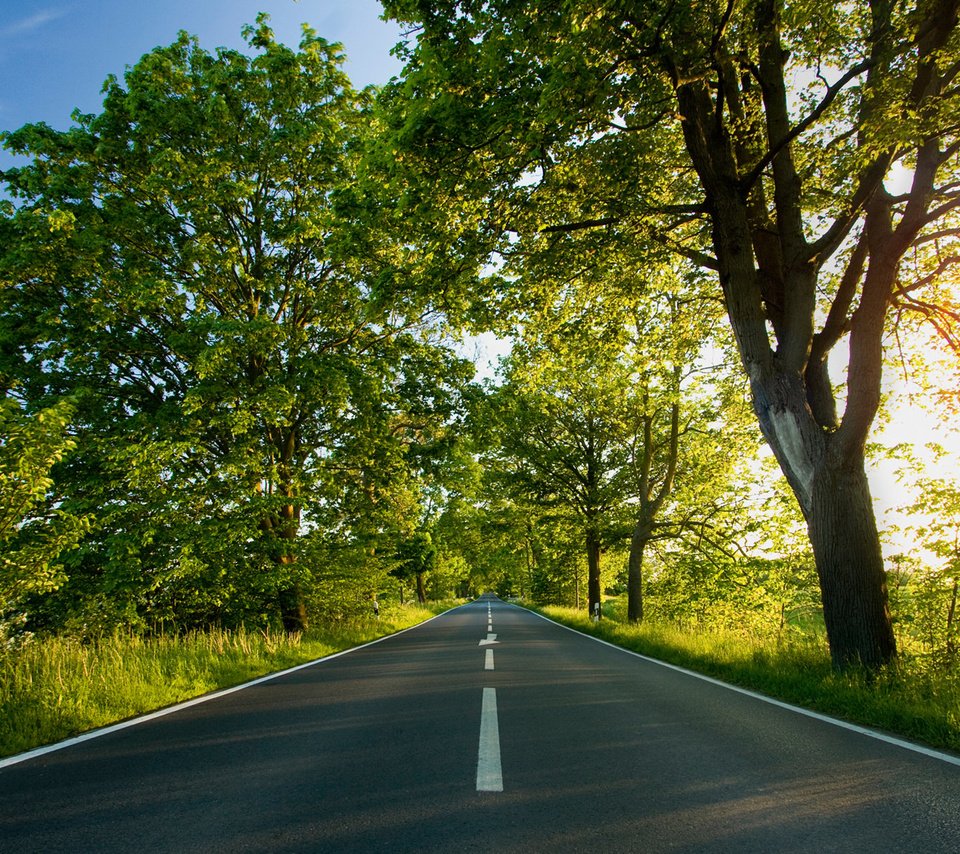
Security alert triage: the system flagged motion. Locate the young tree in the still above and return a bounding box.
[613,276,754,624]
[380,0,960,668]
[392,529,437,604]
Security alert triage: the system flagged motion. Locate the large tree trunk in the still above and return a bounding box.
[416,570,427,605]
[672,72,898,670]
[586,526,602,619]
[746,360,897,670]
[808,450,895,670]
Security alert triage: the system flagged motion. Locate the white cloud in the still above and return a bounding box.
[0,9,66,39]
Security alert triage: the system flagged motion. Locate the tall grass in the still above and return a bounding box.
[0,602,451,759]
[540,604,960,754]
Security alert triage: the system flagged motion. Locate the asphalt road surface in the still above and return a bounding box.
[2,595,960,853]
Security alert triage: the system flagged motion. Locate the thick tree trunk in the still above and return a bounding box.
[278,567,308,634]
[748,367,896,669]
[416,570,427,605]
[586,527,602,619]
[808,453,895,670]
[673,77,898,670]
[275,490,307,633]
[743,365,900,671]
[627,520,650,623]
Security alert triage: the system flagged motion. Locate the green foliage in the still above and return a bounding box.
[644,552,821,636]
[887,464,960,664]
[433,496,535,599]
[0,399,91,621]
[0,19,474,632]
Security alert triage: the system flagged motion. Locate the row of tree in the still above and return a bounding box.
[2,2,959,672]
[374,0,960,669]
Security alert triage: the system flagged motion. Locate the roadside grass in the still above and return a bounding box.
[537,604,960,755]
[0,601,456,760]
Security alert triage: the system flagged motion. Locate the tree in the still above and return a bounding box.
[0,18,471,632]
[392,529,437,604]
[381,0,960,669]
[483,285,754,621]
[611,273,750,624]
[487,341,630,617]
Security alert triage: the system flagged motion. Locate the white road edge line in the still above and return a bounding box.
[476,687,503,792]
[0,606,468,771]
[526,608,960,768]
[485,649,495,671]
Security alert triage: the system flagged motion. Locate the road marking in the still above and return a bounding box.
[488,623,493,632]
[485,649,495,671]
[476,687,503,792]
[479,633,499,646]
[528,609,960,769]
[0,606,467,771]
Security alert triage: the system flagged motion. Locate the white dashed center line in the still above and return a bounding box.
[476,687,503,792]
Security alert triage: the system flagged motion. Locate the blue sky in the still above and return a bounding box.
[0,1,405,139]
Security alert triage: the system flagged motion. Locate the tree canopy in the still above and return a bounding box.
[379,0,960,668]
[0,17,473,632]
[1,8,958,675]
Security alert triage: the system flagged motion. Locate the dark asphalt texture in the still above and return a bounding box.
[2,595,959,852]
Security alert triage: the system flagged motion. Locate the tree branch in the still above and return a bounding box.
[739,58,874,196]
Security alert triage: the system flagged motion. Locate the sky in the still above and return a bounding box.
[0,1,405,140]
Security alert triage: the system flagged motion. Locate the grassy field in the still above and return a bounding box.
[0,602,455,759]
[537,603,960,755]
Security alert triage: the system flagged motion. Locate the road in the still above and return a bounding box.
[2,595,959,852]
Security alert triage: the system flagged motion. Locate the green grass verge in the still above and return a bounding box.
[0,601,457,759]
[536,604,960,755]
